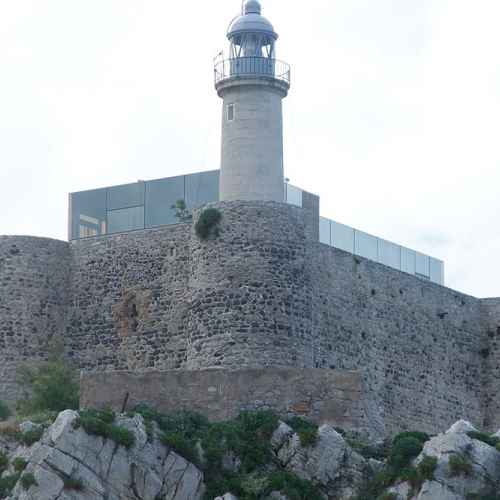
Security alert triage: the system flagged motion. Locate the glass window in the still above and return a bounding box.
[378,239,401,270]
[107,182,144,211]
[70,188,107,240]
[355,230,378,261]
[416,252,430,278]
[108,206,144,234]
[145,176,185,228]
[185,171,219,210]
[319,217,331,245]
[331,221,355,253]
[227,104,235,122]
[401,247,416,275]
[286,184,302,207]
[430,258,444,285]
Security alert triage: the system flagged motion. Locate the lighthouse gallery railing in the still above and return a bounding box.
[214,57,291,85]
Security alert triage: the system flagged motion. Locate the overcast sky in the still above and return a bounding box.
[0,0,499,297]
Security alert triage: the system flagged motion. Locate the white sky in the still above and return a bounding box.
[0,0,499,298]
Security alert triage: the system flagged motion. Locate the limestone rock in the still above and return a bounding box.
[214,494,238,500]
[386,420,500,500]
[272,423,368,499]
[18,421,44,434]
[5,410,205,500]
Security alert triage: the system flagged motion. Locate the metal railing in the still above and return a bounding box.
[214,57,291,85]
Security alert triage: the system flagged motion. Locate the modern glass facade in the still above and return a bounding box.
[319,215,445,285]
[69,170,220,240]
[69,171,445,285]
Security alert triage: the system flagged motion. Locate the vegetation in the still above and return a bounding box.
[0,452,8,473]
[0,401,12,422]
[195,208,222,240]
[172,199,193,222]
[448,454,472,477]
[467,431,500,448]
[74,409,135,449]
[16,358,79,416]
[417,455,438,481]
[388,436,424,470]
[132,405,321,500]
[20,472,37,490]
[0,474,20,498]
[12,458,28,473]
[63,476,84,490]
[285,417,319,447]
[19,427,44,446]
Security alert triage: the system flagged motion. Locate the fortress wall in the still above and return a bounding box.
[186,201,316,370]
[481,297,500,431]
[311,244,486,436]
[0,236,71,404]
[68,224,192,372]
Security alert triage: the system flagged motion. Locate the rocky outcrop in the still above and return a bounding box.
[387,420,500,500]
[4,410,204,500]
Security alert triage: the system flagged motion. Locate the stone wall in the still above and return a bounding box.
[68,224,192,372]
[0,202,498,437]
[311,245,487,437]
[0,236,71,404]
[482,297,500,431]
[80,368,370,434]
[186,201,316,370]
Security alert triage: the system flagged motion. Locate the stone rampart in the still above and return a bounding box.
[481,297,500,431]
[0,236,71,404]
[0,202,498,436]
[80,368,370,434]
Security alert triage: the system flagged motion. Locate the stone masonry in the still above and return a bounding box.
[0,201,499,436]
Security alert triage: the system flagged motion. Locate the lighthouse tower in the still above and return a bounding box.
[215,0,290,202]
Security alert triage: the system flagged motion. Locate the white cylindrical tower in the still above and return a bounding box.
[215,0,290,203]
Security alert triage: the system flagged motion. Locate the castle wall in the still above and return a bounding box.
[80,368,368,434]
[186,201,316,370]
[481,297,500,431]
[312,245,486,436]
[68,224,192,372]
[0,236,71,404]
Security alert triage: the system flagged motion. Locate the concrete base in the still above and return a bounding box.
[80,368,370,434]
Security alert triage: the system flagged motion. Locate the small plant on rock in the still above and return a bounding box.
[388,436,423,471]
[20,472,37,490]
[63,476,84,490]
[19,427,44,446]
[467,431,500,448]
[417,455,438,481]
[0,452,9,473]
[449,453,472,477]
[195,208,222,240]
[12,458,28,473]
[0,400,12,422]
[285,416,319,447]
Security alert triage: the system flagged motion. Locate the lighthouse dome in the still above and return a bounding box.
[228,1,278,40]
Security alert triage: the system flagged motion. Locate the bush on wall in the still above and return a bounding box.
[195,208,222,240]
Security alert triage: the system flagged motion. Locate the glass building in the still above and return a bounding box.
[69,170,444,286]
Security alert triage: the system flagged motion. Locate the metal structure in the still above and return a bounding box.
[215,0,291,203]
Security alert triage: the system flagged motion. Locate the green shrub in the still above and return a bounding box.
[195,208,222,240]
[16,360,79,416]
[286,417,319,447]
[12,457,28,473]
[266,471,323,500]
[467,431,500,448]
[75,409,135,449]
[376,494,398,500]
[0,401,12,422]
[63,476,84,490]
[393,431,430,446]
[388,437,423,471]
[161,432,198,465]
[449,454,472,477]
[417,455,437,481]
[20,472,37,490]
[19,427,44,446]
[0,473,21,497]
[0,452,9,472]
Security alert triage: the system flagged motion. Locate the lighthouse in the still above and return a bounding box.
[215,0,291,203]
